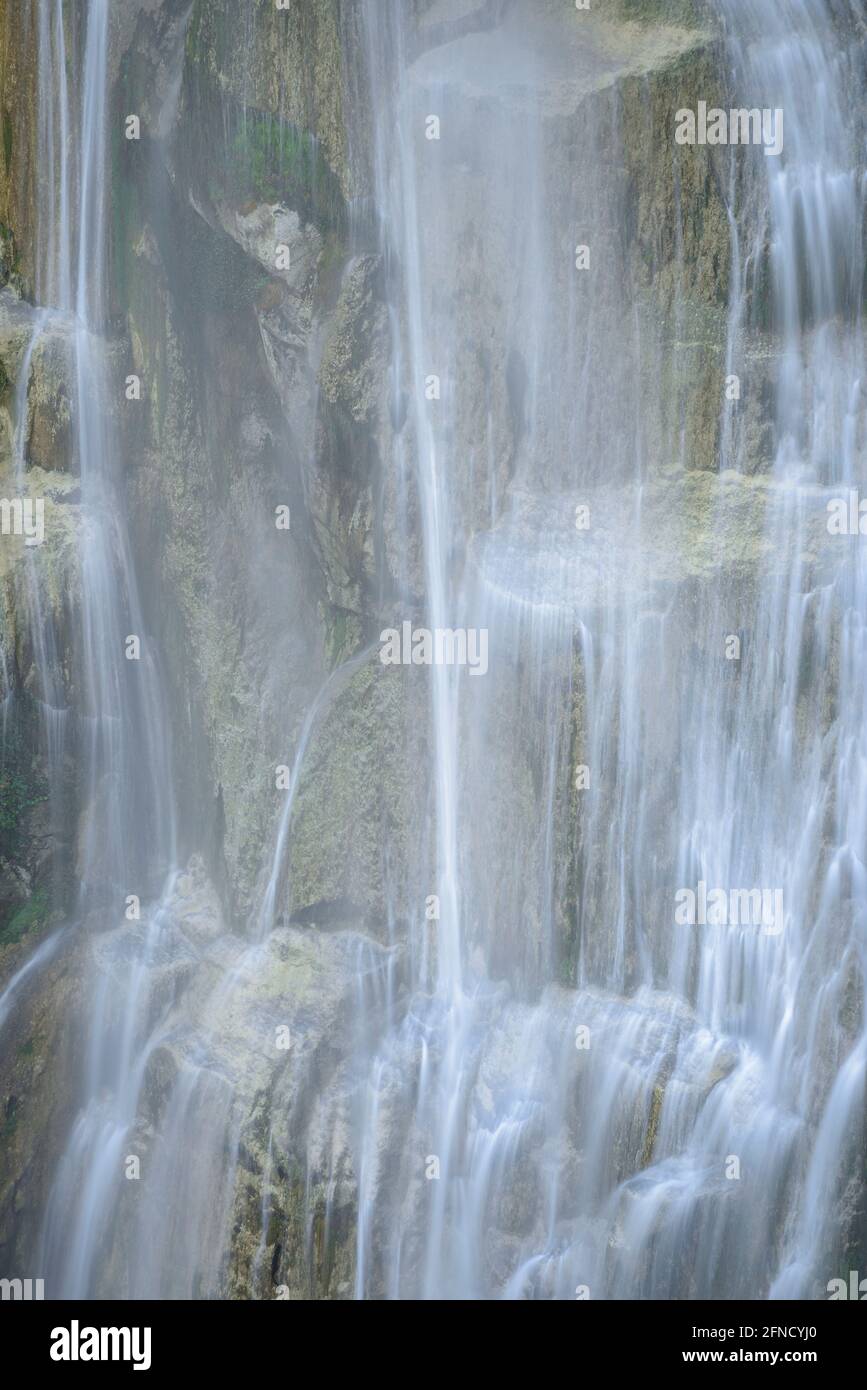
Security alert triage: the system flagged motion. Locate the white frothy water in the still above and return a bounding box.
[5,0,864,1299]
[26,0,178,1296]
[336,0,867,1298]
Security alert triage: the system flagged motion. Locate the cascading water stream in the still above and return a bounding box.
[22,0,180,1297]
[3,0,864,1301]
[339,0,867,1298]
[711,0,867,1296]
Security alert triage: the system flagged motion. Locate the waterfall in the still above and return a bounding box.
[24,0,179,1296]
[338,0,662,1297]
[339,0,867,1298]
[1,0,864,1301]
[714,0,867,1296]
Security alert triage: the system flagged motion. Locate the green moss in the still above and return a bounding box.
[609,0,706,24]
[186,0,206,59]
[0,711,49,860]
[186,0,229,72]
[0,769,30,837]
[0,220,19,291]
[2,1099,18,1140]
[323,606,362,670]
[0,767,47,857]
[0,888,50,948]
[218,109,345,234]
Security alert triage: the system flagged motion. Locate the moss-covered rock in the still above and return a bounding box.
[0,886,49,948]
[185,0,351,199]
[0,0,39,294]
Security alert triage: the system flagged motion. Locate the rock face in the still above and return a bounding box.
[2,0,860,1299]
[0,1,39,295]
